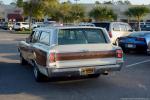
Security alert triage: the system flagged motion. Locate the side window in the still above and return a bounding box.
[85,30,106,43]
[112,23,120,31]
[39,31,50,45]
[120,24,127,31]
[32,31,41,43]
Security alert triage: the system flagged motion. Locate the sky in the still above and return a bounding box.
[1,0,150,5]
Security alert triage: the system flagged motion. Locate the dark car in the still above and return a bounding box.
[118,31,150,55]
[2,22,14,30]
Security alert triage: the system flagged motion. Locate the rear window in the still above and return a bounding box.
[92,23,110,31]
[58,28,107,45]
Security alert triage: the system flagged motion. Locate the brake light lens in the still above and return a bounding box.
[136,38,145,41]
[109,32,112,38]
[116,49,123,58]
[50,52,56,63]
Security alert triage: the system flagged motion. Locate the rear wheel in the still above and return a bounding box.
[33,64,49,82]
[20,54,28,65]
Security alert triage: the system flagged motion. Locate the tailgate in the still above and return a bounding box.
[51,44,117,68]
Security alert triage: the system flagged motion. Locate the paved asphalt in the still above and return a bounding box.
[0,30,150,100]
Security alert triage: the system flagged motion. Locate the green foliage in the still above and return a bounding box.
[89,6,117,21]
[70,4,85,22]
[127,6,149,19]
[17,0,23,7]
[23,1,44,20]
[57,2,72,23]
[42,0,60,17]
[95,1,100,4]
[53,3,85,23]
[125,6,150,30]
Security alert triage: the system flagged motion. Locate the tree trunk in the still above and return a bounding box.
[29,16,32,30]
[137,16,141,31]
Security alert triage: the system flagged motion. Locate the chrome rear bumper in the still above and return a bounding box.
[47,64,123,78]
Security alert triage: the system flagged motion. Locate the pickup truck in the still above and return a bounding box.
[18,26,124,82]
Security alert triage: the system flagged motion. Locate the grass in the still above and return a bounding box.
[15,30,32,34]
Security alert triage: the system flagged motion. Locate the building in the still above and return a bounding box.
[0,4,23,22]
[82,3,150,22]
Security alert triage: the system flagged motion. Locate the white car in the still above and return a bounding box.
[13,22,29,30]
[92,22,133,45]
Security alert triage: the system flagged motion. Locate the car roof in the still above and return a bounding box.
[33,26,105,31]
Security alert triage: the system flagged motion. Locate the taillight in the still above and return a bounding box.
[108,32,112,38]
[116,49,123,58]
[50,52,56,63]
[136,38,145,41]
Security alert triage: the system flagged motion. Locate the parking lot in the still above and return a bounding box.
[0,30,150,100]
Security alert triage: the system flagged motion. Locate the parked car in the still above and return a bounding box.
[118,31,150,54]
[91,22,133,45]
[18,26,124,82]
[32,22,43,29]
[78,22,95,27]
[0,22,4,29]
[2,22,14,30]
[13,22,29,31]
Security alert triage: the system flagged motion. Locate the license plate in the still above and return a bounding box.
[80,67,95,75]
[127,44,135,48]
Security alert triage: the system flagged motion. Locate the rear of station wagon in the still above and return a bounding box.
[18,26,124,82]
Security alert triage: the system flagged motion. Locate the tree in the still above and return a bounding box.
[95,1,100,4]
[16,0,23,7]
[42,0,60,18]
[124,0,131,5]
[23,0,44,29]
[117,0,124,5]
[89,6,117,21]
[103,1,113,5]
[56,2,72,23]
[70,4,85,23]
[124,10,132,23]
[125,6,150,30]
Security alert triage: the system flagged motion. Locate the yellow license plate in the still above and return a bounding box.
[81,67,95,75]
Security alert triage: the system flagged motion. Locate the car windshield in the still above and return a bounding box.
[58,28,107,45]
